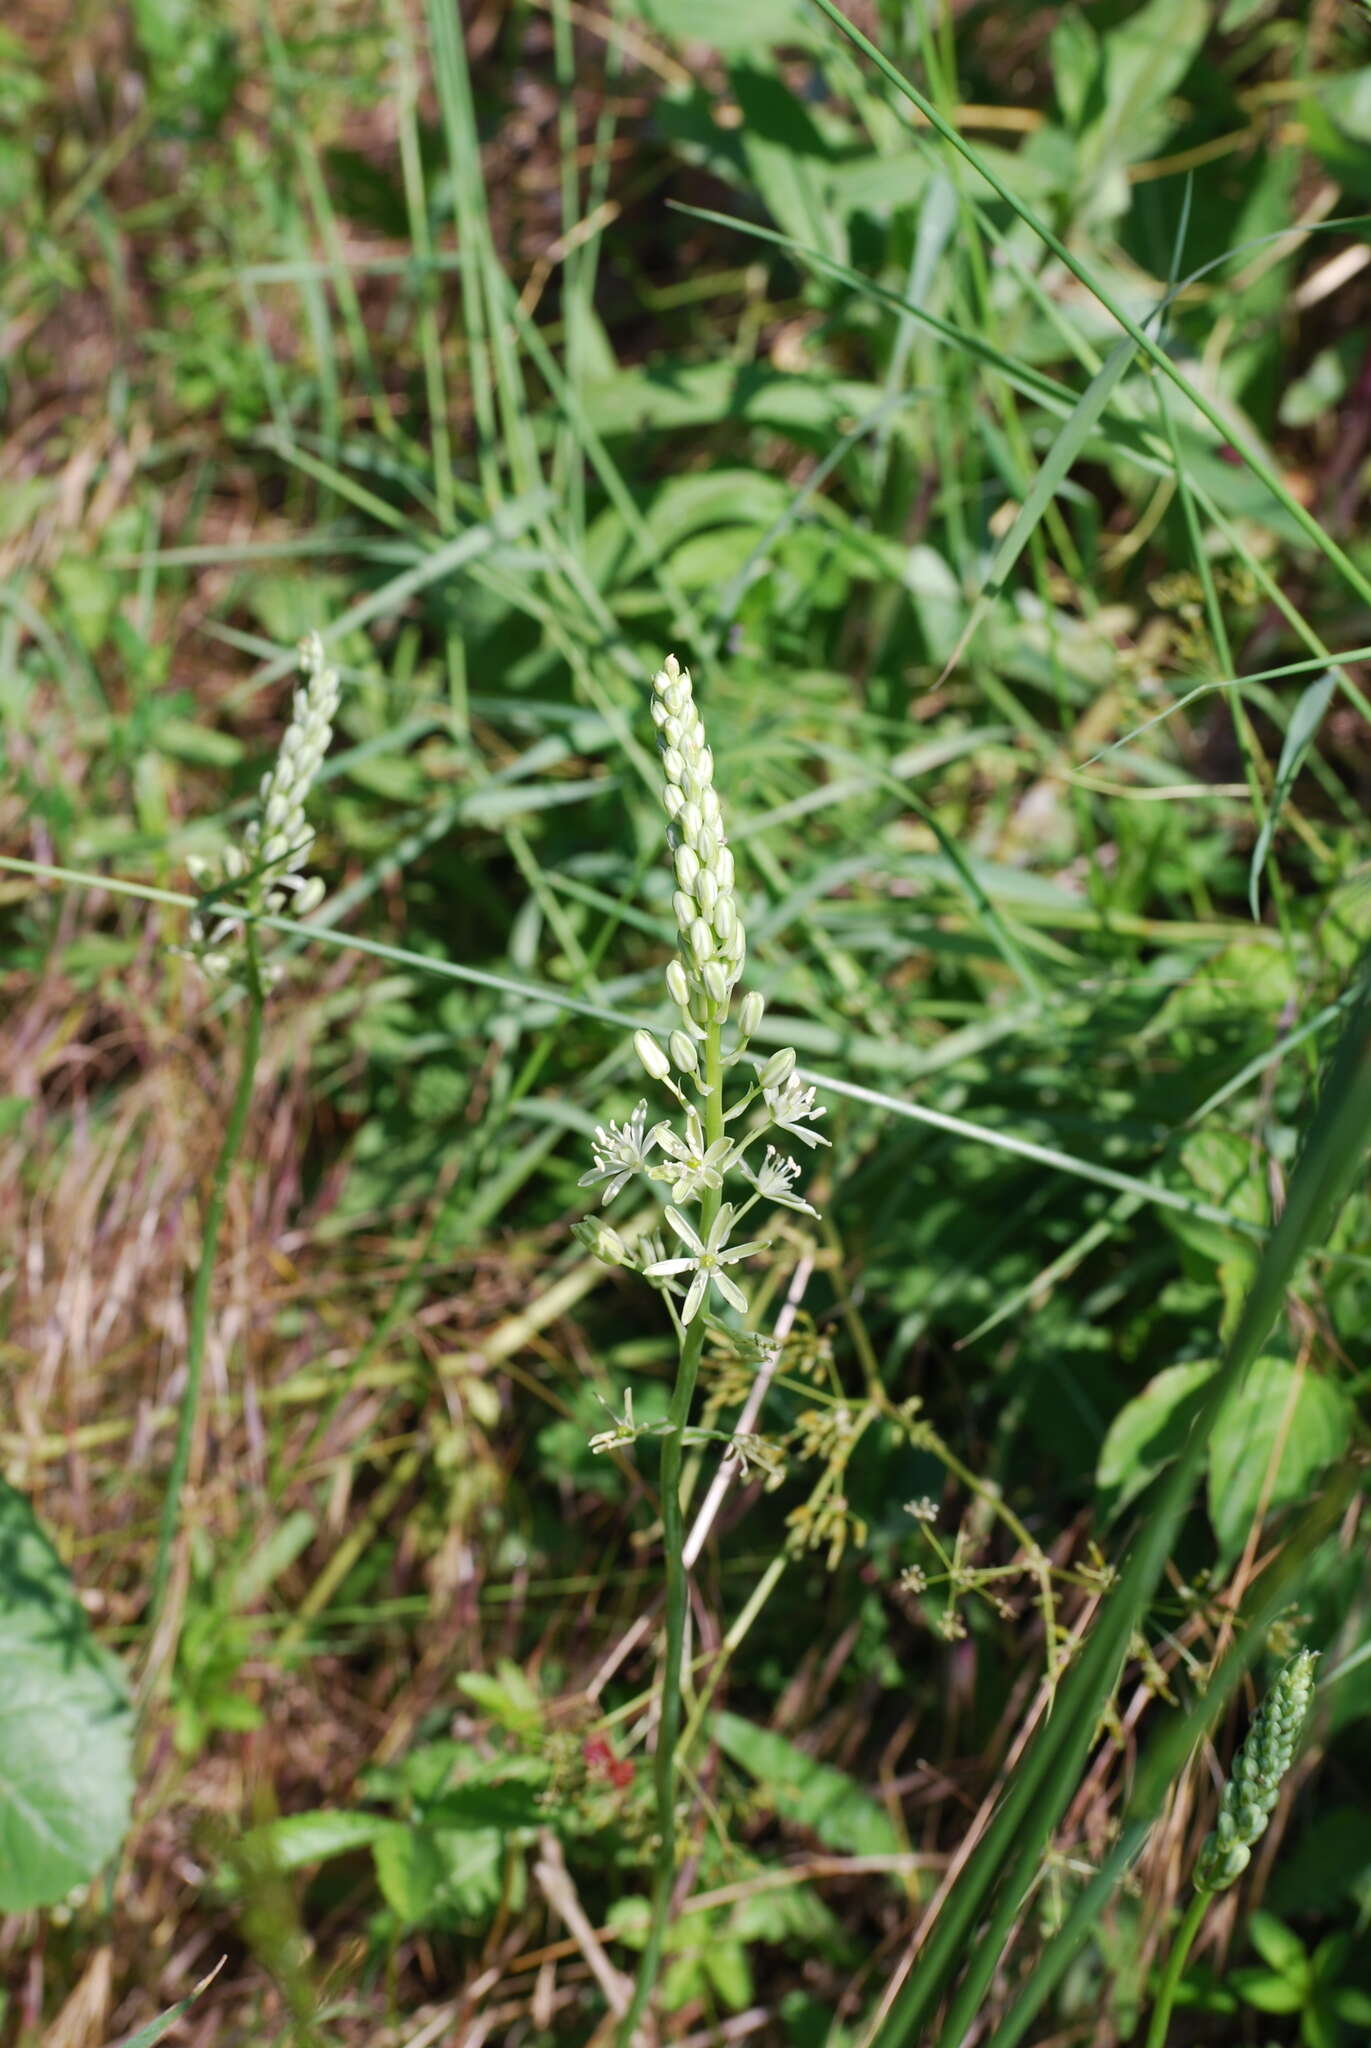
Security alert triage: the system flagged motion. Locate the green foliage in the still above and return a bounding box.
[713,1712,904,1858]
[5,0,1371,2036]
[0,1481,134,1910]
[1098,1355,1354,1559]
[1229,1911,1371,2047]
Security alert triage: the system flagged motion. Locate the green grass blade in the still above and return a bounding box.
[807,0,1371,613]
[869,957,1371,2046]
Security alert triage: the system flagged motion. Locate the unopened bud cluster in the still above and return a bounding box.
[1194,1650,1316,1893]
[580,653,827,1334]
[185,633,339,981]
[653,655,744,1026]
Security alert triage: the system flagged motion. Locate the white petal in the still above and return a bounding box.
[682,1270,709,1323]
[715,1271,748,1314]
[664,1206,704,1253]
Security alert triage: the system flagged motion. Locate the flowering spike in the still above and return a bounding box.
[1194,1652,1318,1893]
[651,655,744,1024]
[184,631,339,982]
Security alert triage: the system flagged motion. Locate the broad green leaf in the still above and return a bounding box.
[1301,2004,1342,2048]
[456,1658,542,1736]
[704,1939,754,2010]
[1096,1361,1217,1518]
[732,66,843,261]
[372,1824,504,1926]
[635,0,806,52]
[0,1480,134,1910]
[1073,0,1210,217]
[1246,1910,1309,1978]
[1207,1357,1353,1561]
[579,359,886,438]
[1229,1967,1305,2014]
[713,1712,902,1856]
[247,1809,398,1870]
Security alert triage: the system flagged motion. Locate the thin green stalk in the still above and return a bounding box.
[618,1023,725,2046]
[1145,1890,1207,2048]
[148,934,266,1645]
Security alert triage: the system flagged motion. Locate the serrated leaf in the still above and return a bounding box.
[0,1480,134,1910]
[713,1712,902,1857]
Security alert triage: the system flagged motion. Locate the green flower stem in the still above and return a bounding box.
[1146,1888,1207,2048]
[618,1022,724,2046]
[148,934,266,1653]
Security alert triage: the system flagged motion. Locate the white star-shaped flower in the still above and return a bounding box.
[648,1108,737,1204]
[762,1074,829,1149]
[642,1203,770,1324]
[743,1145,818,1215]
[579,1100,656,1204]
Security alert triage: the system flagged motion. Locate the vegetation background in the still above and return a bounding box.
[1,0,1370,2042]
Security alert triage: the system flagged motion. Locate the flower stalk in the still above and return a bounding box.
[584,657,826,2044]
[150,635,339,1675]
[1145,1651,1317,2048]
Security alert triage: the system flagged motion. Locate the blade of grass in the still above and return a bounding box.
[807,0,1371,614]
[0,855,1285,1238]
[982,1456,1362,2048]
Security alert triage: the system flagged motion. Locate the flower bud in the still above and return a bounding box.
[669,1030,699,1075]
[634,1030,671,1081]
[702,960,730,1006]
[665,960,692,1013]
[739,991,764,1040]
[759,1046,796,1088]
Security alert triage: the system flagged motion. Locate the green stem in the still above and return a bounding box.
[1146,1888,1207,2048]
[148,935,266,1651]
[618,1023,724,2045]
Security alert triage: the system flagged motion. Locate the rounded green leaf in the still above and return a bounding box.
[1096,1361,1217,1517]
[1207,1358,1354,1562]
[0,1480,134,1909]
